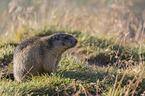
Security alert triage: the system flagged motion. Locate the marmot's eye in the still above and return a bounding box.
[63,36,69,40]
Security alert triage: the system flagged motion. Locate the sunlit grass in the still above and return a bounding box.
[1,53,144,95]
[0,29,145,95]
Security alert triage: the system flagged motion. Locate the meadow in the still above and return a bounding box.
[0,0,145,95]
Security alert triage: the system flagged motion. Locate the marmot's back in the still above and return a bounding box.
[13,33,77,81]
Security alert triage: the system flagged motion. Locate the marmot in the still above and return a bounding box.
[13,33,77,81]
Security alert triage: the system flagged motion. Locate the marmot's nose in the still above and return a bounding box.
[75,39,78,44]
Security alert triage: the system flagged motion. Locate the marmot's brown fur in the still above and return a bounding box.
[13,33,77,81]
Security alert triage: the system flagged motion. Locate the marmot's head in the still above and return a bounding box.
[48,33,77,52]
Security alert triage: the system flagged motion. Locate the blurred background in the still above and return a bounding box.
[0,0,145,42]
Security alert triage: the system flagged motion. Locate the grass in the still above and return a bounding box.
[0,0,145,96]
[0,27,145,95]
[0,54,144,95]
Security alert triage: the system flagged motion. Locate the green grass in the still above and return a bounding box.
[0,54,144,95]
[0,26,145,96]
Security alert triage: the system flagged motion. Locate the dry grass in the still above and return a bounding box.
[0,0,144,42]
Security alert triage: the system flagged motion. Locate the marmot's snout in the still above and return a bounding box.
[75,39,78,44]
[71,37,78,47]
[74,38,78,46]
